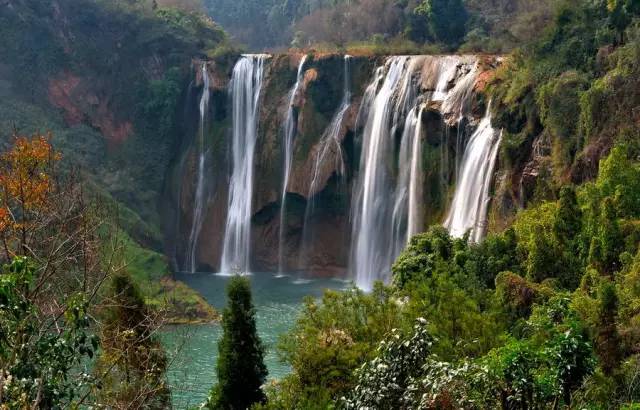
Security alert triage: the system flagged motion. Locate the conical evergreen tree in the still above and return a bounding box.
[554,186,582,246]
[95,273,170,408]
[207,276,267,410]
[596,281,622,375]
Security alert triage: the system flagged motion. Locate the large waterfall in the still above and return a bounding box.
[351,56,485,290]
[278,55,308,274]
[185,63,210,273]
[177,53,501,282]
[444,106,501,243]
[351,56,418,290]
[220,55,268,274]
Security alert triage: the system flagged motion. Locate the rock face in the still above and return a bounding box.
[48,72,134,146]
[170,53,500,276]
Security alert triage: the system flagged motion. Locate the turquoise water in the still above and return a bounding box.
[162,273,350,409]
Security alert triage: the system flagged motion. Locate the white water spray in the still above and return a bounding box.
[444,104,501,243]
[278,55,308,274]
[351,56,417,290]
[185,63,210,273]
[220,55,268,274]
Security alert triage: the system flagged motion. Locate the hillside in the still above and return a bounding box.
[2,0,640,408]
[203,0,554,52]
[0,0,228,321]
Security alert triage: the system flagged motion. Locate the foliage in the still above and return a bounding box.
[93,273,171,408]
[0,0,227,230]
[413,0,468,45]
[270,283,404,408]
[207,276,267,410]
[0,257,98,408]
[342,319,434,409]
[340,297,594,409]
[205,0,553,51]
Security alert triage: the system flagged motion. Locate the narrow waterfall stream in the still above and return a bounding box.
[309,55,352,189]
[185,63,210,273]
[407,107,424,241]
[220,55,268,274]
[391,106,422,258]
[298,55,353,268]
[278,55,308,274]
[444,105,501,242]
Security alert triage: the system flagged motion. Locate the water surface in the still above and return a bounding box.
[162,272,350,408]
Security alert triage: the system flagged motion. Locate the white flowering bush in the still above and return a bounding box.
[342,318,434,409]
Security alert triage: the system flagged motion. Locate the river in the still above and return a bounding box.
[162,272,350,408]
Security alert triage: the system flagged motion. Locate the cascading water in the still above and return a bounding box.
[407,107,424,241]
[351,56,419,291]
[308,55,352,197]
[390,106,423,258]
[278,55,308,274]
[220,55,268,274]
[185,63,210,273]
[444,104,501,243]
[351,55,484,290]
[298,55,353,269]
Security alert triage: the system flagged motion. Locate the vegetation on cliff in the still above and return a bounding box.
[0,0,227,322]
[249,1,640,408]
[204,0,553,52]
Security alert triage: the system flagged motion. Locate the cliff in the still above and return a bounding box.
[170,53,501,275]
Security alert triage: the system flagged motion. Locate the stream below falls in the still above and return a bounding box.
[162,273,349,408]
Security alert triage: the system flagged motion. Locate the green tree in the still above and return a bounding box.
[589,197,624,274]
[343,319,434,409]
[595,281,622,375]
[207,276,267,409]
[606,0,640,44]
[95,273,170,408]
[271,283,404,408]
[0,257,98,408]
[414,0,469,45]
[554,186,582,245]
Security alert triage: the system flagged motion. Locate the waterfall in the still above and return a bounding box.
[351,56,419,291]
[308,55,352,196]
[407,107,424,241]
[278,55,308,274]
[351,56,483,290]
[220,55,268,274]
[390,106,423,258]
[444,105,501,243]
[185,63,210,273]
[299,55,353,269]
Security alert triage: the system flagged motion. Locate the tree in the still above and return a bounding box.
[414,0,469,45]
[554,186,582,245]
[0,257,98,408]
[343,319,434,409]
[588,197,624,274]
[595,281,622,376]
[607,0,634,44]
[94,273,171,408]
[207,276,267,409]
